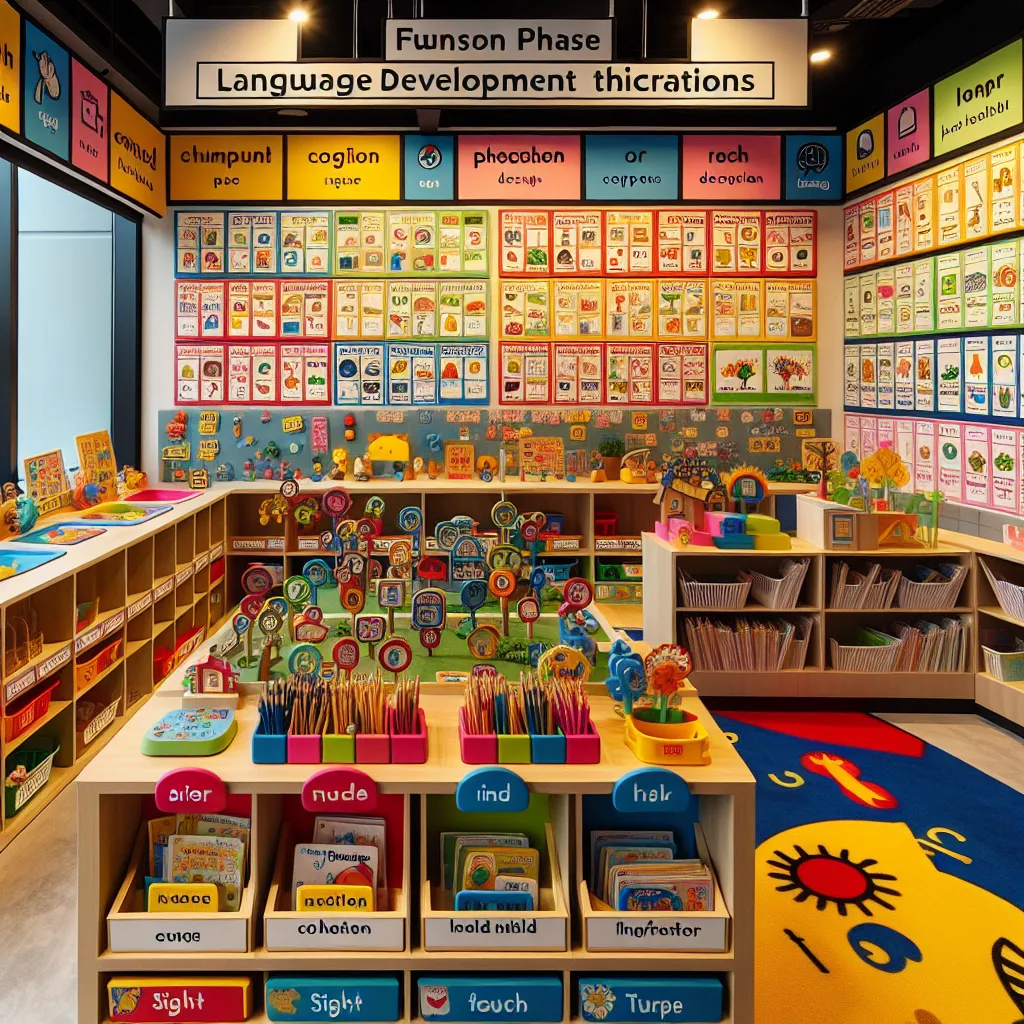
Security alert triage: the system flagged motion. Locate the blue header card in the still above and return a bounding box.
[266,975,400,1022]
[456,766,529,812]
[785,134,842,201]
[24,23,70,161]
[612,768,691,813]
[404,135,455,200]
[578,977,723,1023]
[585,135,679,202]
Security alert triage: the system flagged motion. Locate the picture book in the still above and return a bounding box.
[588,830,676,893]
[608,860,714,912]
[597,844,677,902]
[291,843,378,910]
[187,813,252,876]
[312,815,388,889]
[147,815,176,878]
[458,847,540,898]
[167,834,244,912]
[439,832,528,891]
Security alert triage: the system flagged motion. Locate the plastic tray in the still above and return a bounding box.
[123,489,201,504]
[0,546,65,579]
[62,502,173,526]
[5,680,59,742]
[15,525,107,546]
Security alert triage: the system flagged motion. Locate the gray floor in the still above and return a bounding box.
[0,714,1021,1024]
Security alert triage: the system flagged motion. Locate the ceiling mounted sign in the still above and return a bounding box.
[844,113,884,194]
[165,17,808,108]
[682,134,781,201]
[457,134,581,201]
[170,133,284,201]
[886,88,929,176]
[286,133,401,201]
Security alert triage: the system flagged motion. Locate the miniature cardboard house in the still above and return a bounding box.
[188,656,239,694]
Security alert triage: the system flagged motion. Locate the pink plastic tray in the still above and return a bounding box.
[124,489,201,504]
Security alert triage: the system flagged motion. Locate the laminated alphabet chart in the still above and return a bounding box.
[844,134,1024,271]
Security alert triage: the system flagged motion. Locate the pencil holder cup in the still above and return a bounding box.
[356,733,391,763]
[564,719,601,764]
[458,707,496,764]
[497,734,532,764]
[252,725,287,765]
[287,734,322,764]
[388,706,428,764]
[322,733,356,763]
[529,730,566,764]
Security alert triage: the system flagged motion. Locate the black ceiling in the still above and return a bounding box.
[37,0,1024,130]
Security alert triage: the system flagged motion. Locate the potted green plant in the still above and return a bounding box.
[597,436,625,480]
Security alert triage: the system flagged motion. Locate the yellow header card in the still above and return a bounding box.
[286,134,401,201]
[0,1,19,134]
[297,884,375,912]
[147,882,219,913]
[110,93,166,215]
[170,134,284,201]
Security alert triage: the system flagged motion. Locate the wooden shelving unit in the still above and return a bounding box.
[76,687,755,1024]
[0,495,228,853]
[643,532,977,699]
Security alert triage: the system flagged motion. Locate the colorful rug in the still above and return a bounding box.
[713,711,1024,1024]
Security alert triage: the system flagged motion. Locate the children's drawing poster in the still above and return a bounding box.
[438,343,489,405]
[551,210,602,274]
[964,154,989,241]
[711,279,763,339]
[936,252,963,331]
[937,421,963,501]
[895,340,914,411]
[858,271,876,336]
[765,210,816,275]
[991,240,1018,326]
[915,338,935,412]
[844,278,860,337]
[386,344,436,406]
[657,210,708,274]
[500,209,550,275]
[657,343,707,406]
[713,346,764,402]
[860,344,877,409]
[845,345,860,408]
[766,346,815,398]
[963,246,990,328]
[553,343,603,404]
[280,344,330,404]
[228,344,277,403]
[876,417,895,451]
[963,335,990,415]
[176,212,224,275]
[963,424,991,506]
[936,337,963,414]
[914,419,937,493]
[844,414,860,457]
[876,341,895,410]
[499,342,549,404]
[75,429,116,501]
[895,262,913,334]
[992,334,1018,417]
[280,212,330,274]
[606,343,655,404]
[844,206,859,270]
[914,259,935,332]
[895,183,914,257]
[991,427,1018,512]
[334,343,385,406]
[860,416,878,457]
[176,344,225,405]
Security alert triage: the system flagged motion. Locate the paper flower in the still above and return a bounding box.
[582,983,616,1021]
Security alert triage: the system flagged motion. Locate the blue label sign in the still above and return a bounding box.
[24,23,70,161]
[404,135,454,200]
[585,134,678,201]
[419,977,562,1023]
[266,975,400,1022]
[456,766,529,812]
[612,768,690,813]
[578,977,723,1023]
[785,133,842,200]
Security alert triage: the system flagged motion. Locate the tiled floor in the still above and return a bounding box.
[0,714,1021,1024]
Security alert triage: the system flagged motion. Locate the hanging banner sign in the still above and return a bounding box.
[457,134,580,200]
[71,59,108,182]
[286,133,401,201]
[0,1,20,134]
[784,134,841,199]
[682,134,781,200]
[584,134,678,201]
[170,133,284,201]
[384,19,613,61]
[886,87,929,176]
[23,21,69,161]
[403,134,454,200]
[845,112,884,193]
[109,92,166,215]
[933,39,1023,157]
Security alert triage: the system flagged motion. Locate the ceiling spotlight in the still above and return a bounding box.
[696,8,720,19]
[810,48,832,64]
[289,7,309,22]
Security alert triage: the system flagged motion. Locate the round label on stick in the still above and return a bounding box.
[323,488,353,517]
[333,637,360,671]
[378,637,412,673]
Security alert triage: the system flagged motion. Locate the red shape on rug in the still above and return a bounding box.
[716,711,925,758]
[801,751,900,808]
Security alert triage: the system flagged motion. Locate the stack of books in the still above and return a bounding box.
[829,562,901,609]
[892,618,968,672]
[684,617,802,672]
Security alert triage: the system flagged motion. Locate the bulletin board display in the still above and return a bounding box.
[845,239,1024,340]
[499,340,708,406]
[847,411,1024,515]
[845,333,1024,426]
[499,208,816,277]
[711,344,817,405]
[844,135,1024,271]
[176,209,489,277]
[498,278,814,342]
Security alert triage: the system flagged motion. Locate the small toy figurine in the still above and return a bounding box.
[344,413,357,443]
[17,494,38,533]
[311,455,325,482]
[263,440,281,460]
[353,451,372,482]
[589,451,607,483]
[330,446,349,479]
[165,411,188,442]
[118,465,148,495]
[412,456,425,479]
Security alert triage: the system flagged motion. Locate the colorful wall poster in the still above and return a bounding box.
[784,134,842,200]
[604,209,654,274]
[877,340,895,410]
[858,197,877,265]
[228,344,277,404]
[385,343,435,406]
[23,22,68,161]
[606,343,655,404]
[895,339,915,411]
[552,279,604,338]
[710,279,763,340]
[551,210,602,275]
[70,59,107,181]
[657,279,706,339]
[861,416,878,457]
[963,246,991,328]
[844,277,860,337]
[553,342,603,404]
[964,153,990,240]
[710,211,762,274]
[876,416,895,450]
[937,421,964,500]
[657,342,708,405]
[499,342,549,404]
[991,427,1018,511]
[860,343,877,409]
[859,271,877,337]
[963,423,991,506]
[843,205,859,270]
[876,191,895,261]
[990,143,1018,233]
[437,343,489,405]
[936,337,963,414]
[991,239,1019,326]
[403,134,454,201]
[895,262,914,334]
[500,280,550,339]
[914,176,935,252]
[334,210,386,274]
[764,211,816,275]
[844,413,860,457]
[682,134,781,201]
[605,279,654,338]
[279,280,329,338]
[333,343,385,406]
[887,88,930,176]
[334,280,385,339]
[915,338,936,412]
[227,281,277,337]
[280,344,330,404]
[286,134,401,201]
[280,212,330,274]
[914,419,937,493]
[914,259,935,332]
[169,134,284,202]
[584,134,678,201]
[656,210,707,274]
[175,344,225,405]
[992,334,1018,417]
[457,135,581,201]
[876,266,895,336]
[936,252,963,331]
[845,113,884,193]
[964,335,990,415]
[75,429,116,501]
[895,182,914,257]
[0,1,19,134]
[109,92,165,215]
[500,209,550,275]
[766,346,815,397]
[936,163,963,247]
[713,346,763,401]
[933,40,1023,157]
[845,345,860,408]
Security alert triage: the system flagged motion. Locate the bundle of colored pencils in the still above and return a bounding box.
[463,673,496,735]
[463,672,593,738]
[390,675,421,734]
[329,677,356,735]
[355,675,387,735]
[550,675,591,736]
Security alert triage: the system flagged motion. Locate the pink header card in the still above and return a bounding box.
[682,135,781,201]
[458,135,581,201]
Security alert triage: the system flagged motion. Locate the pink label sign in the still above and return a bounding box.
[682,134,781,200]
[887,88,930,176]
[155,768,227,814]
[71,59,108,182]
[302,767,378,813]
[458,134,581,201]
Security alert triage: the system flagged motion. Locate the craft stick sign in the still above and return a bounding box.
[302,766,378,812]
[155,768,228,814]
